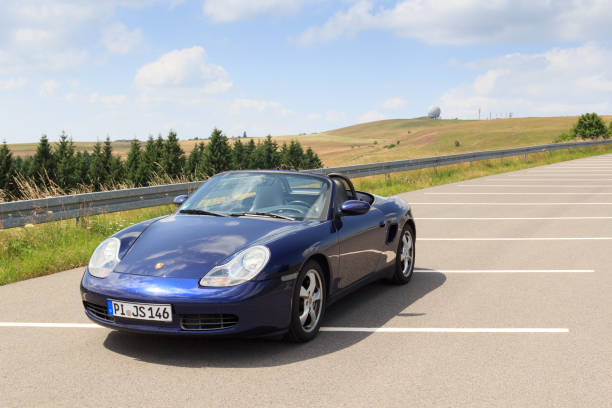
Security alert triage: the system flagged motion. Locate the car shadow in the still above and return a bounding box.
[103,270,445,368]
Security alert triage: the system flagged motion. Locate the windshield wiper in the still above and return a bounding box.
[229,212,295,221]
[179,209,227,217]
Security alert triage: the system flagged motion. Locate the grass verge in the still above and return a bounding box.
[353,144,612,196]
[0,205,175,286]
[1,144,611,286]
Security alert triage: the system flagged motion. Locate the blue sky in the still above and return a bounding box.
[1,0,611,143]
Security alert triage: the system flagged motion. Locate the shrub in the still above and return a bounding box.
[373,140,378,145]
[553,132,576,143]
[572,113,607,139]
[454,140,461,147]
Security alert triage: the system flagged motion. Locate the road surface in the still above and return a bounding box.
[2,154,612,407]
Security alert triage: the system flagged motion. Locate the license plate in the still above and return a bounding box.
[107,300,172,322]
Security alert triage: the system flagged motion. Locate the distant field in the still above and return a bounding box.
[7,115,612,167]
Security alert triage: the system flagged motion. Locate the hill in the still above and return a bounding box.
[7,116,611,167]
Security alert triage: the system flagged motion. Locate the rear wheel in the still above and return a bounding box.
[392,224,415,285]
[286,261,325,342]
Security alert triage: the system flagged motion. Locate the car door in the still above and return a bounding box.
[333,182,387,289]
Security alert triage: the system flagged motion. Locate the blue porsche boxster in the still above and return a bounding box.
[81,170,415,342]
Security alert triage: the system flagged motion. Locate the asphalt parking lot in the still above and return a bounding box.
[2,154,612,407]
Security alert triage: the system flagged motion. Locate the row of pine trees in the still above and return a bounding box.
[0,129,323,201]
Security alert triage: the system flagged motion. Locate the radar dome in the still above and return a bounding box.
[427,106,441,119]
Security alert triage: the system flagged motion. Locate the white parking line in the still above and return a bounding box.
[320,327,569,333]
[458,184,612,187]
[0,323,569,334]
[410,202,612,205]
[417,217,612,220]
[0,322,102,328]
[414,269,594,273]
[425,192,612,195]
[498,178,612,181]
[418,237,612,241]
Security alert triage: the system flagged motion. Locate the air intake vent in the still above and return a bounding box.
[386,223,398,243]
[85,302,115,322]
[180,314,238,331]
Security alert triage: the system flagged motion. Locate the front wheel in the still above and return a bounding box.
[286,261,326,342]
[392,224,415,285]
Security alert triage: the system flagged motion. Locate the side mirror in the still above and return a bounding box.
[173,194,188,206]
[341,200,370,215]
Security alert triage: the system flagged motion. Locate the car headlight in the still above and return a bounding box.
[88,237,121,278]
[200,245,270,287]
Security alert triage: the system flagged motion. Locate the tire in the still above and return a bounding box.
[286,260,326,342]
[392,224,415,285]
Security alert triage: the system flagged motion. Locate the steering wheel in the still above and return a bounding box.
[328,173,357,200]
[276,207,306,217]
[287,200,311,208]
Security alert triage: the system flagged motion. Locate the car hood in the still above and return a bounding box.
[113,214,308,279]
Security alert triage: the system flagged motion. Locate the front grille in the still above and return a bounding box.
[85,302,115,322]
[180,314,238,331]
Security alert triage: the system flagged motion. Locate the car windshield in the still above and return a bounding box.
[180,172,331,221]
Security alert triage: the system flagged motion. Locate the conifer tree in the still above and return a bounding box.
[203,128,232,175]
[252,135,281,169]
[102,137,113,177]
[75,151,90,186]
[245,139,257,168]
[186,142,205,178]
[0,141,16,196]
[279,142,289,170]
[232,138,247,169]
[54,131,77,189]
[162,131,186,178]
[88,142,107,189]
[303,147,322,169]
[125,139,144,186]
[109,156,124,185]
[285,140,304,170]
[31,135,55,183]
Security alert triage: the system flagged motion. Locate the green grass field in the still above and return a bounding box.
[2,143,612,286]
[0,205,174,286]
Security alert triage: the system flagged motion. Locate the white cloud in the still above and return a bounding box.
[39,79,59,96]
[306,110,346,122]
[89,92,127,106]
[0,1,175,74]
[134,46,232,93]
[203,0,309,23]
[438,43,612,118]
[64,92,76,102]
[358,110,388,123]
[382,97,407,110]
[230,98,292,116]
[297,0,612,45]
[0,77,27,90]
[102,22,143,54]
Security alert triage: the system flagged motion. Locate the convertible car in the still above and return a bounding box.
[81,170,415,342]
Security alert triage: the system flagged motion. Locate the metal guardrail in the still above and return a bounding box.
[310,140,612,178]
[0,181,205,229]
[1,140,611,229]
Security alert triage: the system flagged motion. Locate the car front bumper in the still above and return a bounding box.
[80,269,294,337]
